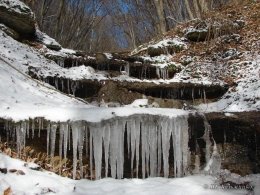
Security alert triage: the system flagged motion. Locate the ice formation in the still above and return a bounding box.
[3,114,191,179]
[202,114,221,175]
[2,113,221,180]
[156,67,169,79]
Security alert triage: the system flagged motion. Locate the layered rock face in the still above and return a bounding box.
[0,0,36,39]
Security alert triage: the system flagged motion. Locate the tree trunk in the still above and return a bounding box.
[153,0,167,34]
[184,0,195,20]
[198,0,209,14]
[55,0,64,39]
[192,0,201,18]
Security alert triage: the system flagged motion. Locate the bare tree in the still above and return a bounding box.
[153,0,168,34]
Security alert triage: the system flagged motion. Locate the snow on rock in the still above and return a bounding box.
[0,0,36,35]
[0,30,107,81]
[41,32,62,51]
[0,0,34,17]
[124,99,149,108]
[147,37,188,57]
[148,37,188,50]
[104,52,113,59]
[60,48,76,55]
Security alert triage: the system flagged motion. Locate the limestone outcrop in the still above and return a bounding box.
[0,0,36,38]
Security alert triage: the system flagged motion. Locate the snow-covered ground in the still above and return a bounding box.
[1,153,259,195]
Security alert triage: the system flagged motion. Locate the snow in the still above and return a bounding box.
[42,33,61,49]
[148,37,188,50]
[60,48,76,54]
[0,153,256,195]
[0,0,34,17]
[104,52,113,59]
[0,41,190,122]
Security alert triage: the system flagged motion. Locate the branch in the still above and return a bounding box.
[167,16,183,25]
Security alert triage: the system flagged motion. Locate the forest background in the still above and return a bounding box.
[21,0,243,52]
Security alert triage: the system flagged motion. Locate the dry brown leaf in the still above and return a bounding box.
[17,170,25,175]
[9,169,17,173]
[3,187,12,195]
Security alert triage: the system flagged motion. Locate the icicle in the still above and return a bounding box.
[156,67,160,78]
[63,123,69,168]
[15,122,26,158]
[46,124,50,157]
[109,119,118,178]
[72,60,74,67]
[71,81,77,96]
[69,121,85,179]
[71,121,80,180]
[26,121,30,138]
[203,115,212,163]
[161,116,171,178]
[91,123,104,180]
[38,118,41,137]
[127,120,131,158]
[173,117,180,177]
[103,122,110,178]
[172,116,189,177]
[67,79,70,94]
[130,117,136,177]
[85,126,88,164]
[124,62,130,76]
[117,119,125,179]
[181,116,190,177]
[78,123,85,179]
[135,118,140,178]
[16,123,22,157]
[68,125,71,151]
[76,59,78,67]
[204,141,221,175]
[160,68,169,80]
[202,115,221,175]
[50,124,57,170]
[149,117,158,177]
[5,120,9,144]
[203,88,206,103]
[59,123,65,175]
[58,57,64,67]
[89,124,93,179]
[55,77,59,90]
[157,122,161,176]
[21,121,27,156]
[141,117,148,178]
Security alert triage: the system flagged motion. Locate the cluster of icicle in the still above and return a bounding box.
[156,67,169,80]
[3,112,224,181]
[43,77,79,96]
[4,115,192,180]
[69,115,190,180]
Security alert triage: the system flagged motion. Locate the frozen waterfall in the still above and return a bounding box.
[2,113,221,180]
[67,114,190,179]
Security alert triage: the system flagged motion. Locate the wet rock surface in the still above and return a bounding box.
[176,112,260,176]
